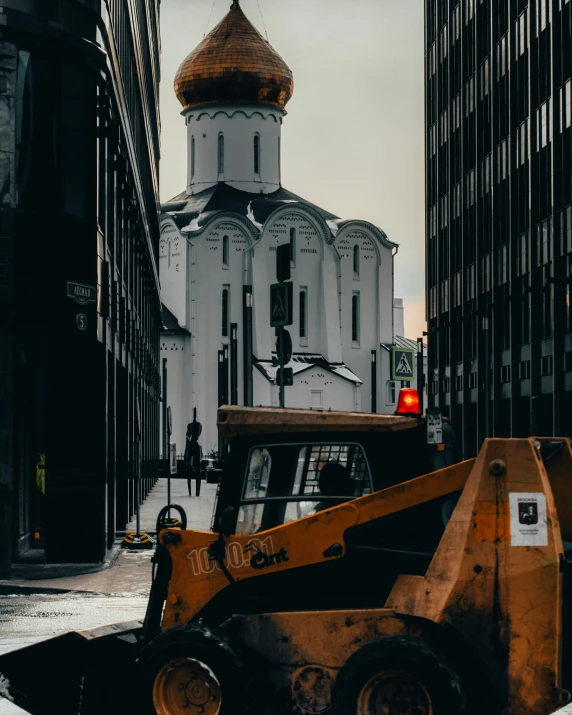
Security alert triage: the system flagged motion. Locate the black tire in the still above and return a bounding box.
[136,624,245,715]
[332,635,466,715]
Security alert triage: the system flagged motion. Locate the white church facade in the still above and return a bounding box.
[160,1,402,453]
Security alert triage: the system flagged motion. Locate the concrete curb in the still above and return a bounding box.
[0,545,121,584]
[0,585,96,596]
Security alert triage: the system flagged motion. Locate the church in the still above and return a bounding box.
[160,0,400,454]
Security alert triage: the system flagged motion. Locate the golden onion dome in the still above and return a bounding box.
[174,0,294,111]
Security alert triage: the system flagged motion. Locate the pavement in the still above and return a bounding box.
[0,477,218,596]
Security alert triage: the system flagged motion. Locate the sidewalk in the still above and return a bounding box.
[0,478,218,596]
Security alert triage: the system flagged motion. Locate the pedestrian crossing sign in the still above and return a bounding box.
[270,281,293,327]
[391,347,416,381]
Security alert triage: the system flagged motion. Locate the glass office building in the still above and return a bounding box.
[0,0,161,571]
[426,0,572,456]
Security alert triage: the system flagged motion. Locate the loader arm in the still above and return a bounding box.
[160,459,475,629]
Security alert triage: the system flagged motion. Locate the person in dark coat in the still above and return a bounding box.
[184,416,203,497]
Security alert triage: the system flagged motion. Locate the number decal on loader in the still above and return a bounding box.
[187,536,282,575]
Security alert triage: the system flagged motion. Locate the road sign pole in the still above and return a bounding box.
[278,327,285,408]
[417,338,424,415]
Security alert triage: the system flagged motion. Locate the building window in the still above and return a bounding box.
[353,245,361,277]
[541,355,554,376]
[497,140,509,182]
[515,12,527,58]
[278,136,281,179]
[519,360,531,380]
[299,289,307,339]
[254,134,260,174]
[352,292,360,343]
[310,390,323,409]
[517,120,529,166]
[386,380,396,406]
[535,0,548,36]
[496,35,508,79]
[561,80,571,132]
[537,100,551,149]
[222,235,229,267]
[218,134,225,174]
[290,227,296,264]
[191,136,195,179]
[222,287,229,337]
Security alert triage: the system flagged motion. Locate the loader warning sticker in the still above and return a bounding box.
[509,493,548,546]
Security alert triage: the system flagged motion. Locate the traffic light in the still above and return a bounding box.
[276,243,291,283]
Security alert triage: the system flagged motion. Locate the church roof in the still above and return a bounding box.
[174,0,294,111]
[162,183,339,233]
[381,337,427,355]
[162,303,190,335]
[255,354,363,385]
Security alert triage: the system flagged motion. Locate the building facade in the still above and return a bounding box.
[426,0,572,457]
[160,1,398,453]
[0,0,162,571]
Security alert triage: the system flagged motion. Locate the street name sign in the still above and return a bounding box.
[391,347,416,381]
[67,281,96,305]
[270,282,293,327]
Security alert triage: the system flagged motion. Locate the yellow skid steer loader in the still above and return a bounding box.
[1,404,572,715]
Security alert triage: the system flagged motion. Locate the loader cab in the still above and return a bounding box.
[214,405,461,550]
[234,441,374,535]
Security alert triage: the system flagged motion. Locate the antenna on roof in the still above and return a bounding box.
[256,0,269,41]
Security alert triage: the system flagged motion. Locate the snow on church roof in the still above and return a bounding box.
[255,353,362,385]
[162,183,339,234]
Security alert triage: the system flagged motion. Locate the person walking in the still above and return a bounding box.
[184,411,203,497]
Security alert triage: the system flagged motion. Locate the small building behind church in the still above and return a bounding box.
[160,1,401,452]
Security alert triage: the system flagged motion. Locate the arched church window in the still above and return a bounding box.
[353,244,360,277]
[218,134,225,175]
[352,292,360,343]
[289,227,296,264]
[222,235,229,267]
[386,380,396,406]
[254,134,260,174]
[191,136,195,179]
[299,289,307,339]
[222,288,229,337]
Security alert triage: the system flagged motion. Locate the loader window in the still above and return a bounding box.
[236,443,372,535]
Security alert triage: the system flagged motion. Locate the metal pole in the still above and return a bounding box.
[483,316,490,439]
[162,358,170,515]
[135,438,141,537]
[223,344,229,405]
[243,286,253,406]
[278,327,285,408]
[162,359,167,458]
[371,349,377,413]
[218,350,224,457]
[135,395,141,539]
[230,323,238,405]
[417,337,424,415]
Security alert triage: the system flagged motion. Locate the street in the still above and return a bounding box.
[0,478,216,714]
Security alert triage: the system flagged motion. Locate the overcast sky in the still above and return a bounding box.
[159,0,426,337]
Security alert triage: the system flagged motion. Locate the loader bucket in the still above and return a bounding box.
[0,620,143,715]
